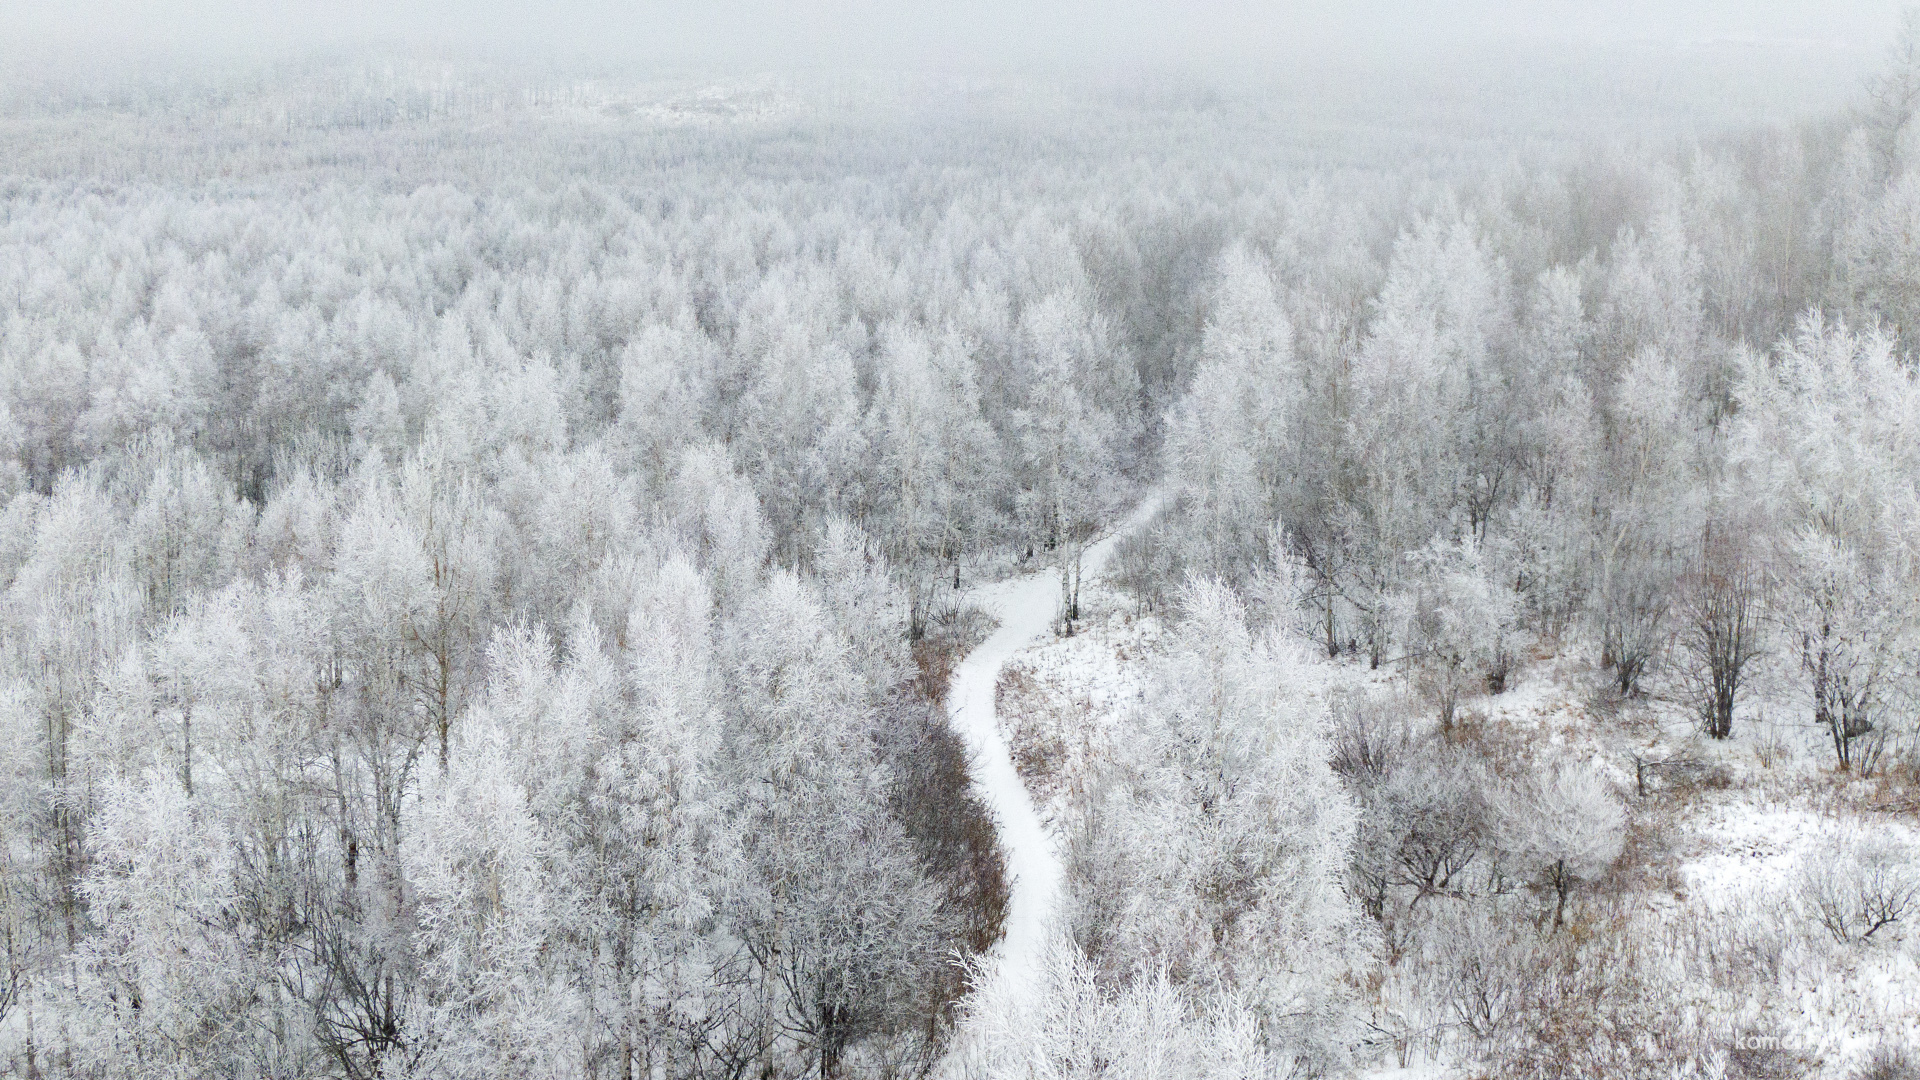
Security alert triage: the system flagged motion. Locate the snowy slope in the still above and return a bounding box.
[944,492,1166,991]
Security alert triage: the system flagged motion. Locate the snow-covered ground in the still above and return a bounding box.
[991,593,1163,827]
[1447,652,1920,1073]
[943,492,1165,993]
[973,568,1920,1076]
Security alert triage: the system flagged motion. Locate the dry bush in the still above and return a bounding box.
[1580,683,1627,737]
[1661,898,1793,998]
[994,664,1076,797]
[877,696,1011,1036]
[1437,707,1537,781]
[1863,732,1920,815]
[1012,725,1068,790]
[881,597,1010,1037]
[1854,1045,1920,1080]
[1678,529,1765,741]
[1340,707,1505,953]
[993,663,1036,719]
[911,602,996,703]
[1107,510,1183,612]
[1850,725,1895,778]
[1605,795,1686,895]
[1728,1043,1820,1080]
[1753,714,1794,771]
[1329,689,1414,786]
[1423,900,1802,1080]
[1629,753,1734,797]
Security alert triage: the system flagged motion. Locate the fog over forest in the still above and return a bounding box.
[2,4,1919,1079]
[3,0,1905,71]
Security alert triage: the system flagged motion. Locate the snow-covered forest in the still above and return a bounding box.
[2,8,1920,1078]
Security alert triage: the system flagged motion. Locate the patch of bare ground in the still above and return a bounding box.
[994,661,1079,807]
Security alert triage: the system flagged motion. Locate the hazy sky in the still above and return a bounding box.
[7,0,1909,71]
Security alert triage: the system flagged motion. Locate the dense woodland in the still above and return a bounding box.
[2,20,1920,1080]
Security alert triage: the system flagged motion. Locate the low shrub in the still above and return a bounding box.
[1797,831,1920,944]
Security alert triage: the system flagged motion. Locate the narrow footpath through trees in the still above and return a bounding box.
[944,490,1166,992]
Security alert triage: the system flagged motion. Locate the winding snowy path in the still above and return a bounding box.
[945,492,1166,991]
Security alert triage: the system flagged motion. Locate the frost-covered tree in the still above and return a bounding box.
[668,444,770,615]
[1010,293,1129,628]
[1679,523,1766,741]
[1339,216,1514,664]
[333,442,499,776]
[949,940,1274,1080]
[617,313,719,490]
[1499,761,1625,929]
[1731,315,1920,763]
[1399,535,1522,730]
[812,519,912,700]
[121,443,253,618]
[1776,533,1906,769]
[579,557,739,1079]
[1600,214,1704,367]
[721,572,945,1076]
[1591,347,1703,696]
[1066,579,1372,1071]
[1163,246,1300,584]
[403,707,580,1079]
[70,775,261,1079]
[868,324,998,632]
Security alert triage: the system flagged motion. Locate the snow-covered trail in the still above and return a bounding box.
[945,491,1166,991]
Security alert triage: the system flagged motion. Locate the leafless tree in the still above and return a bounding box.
[1680,527,1764,740]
